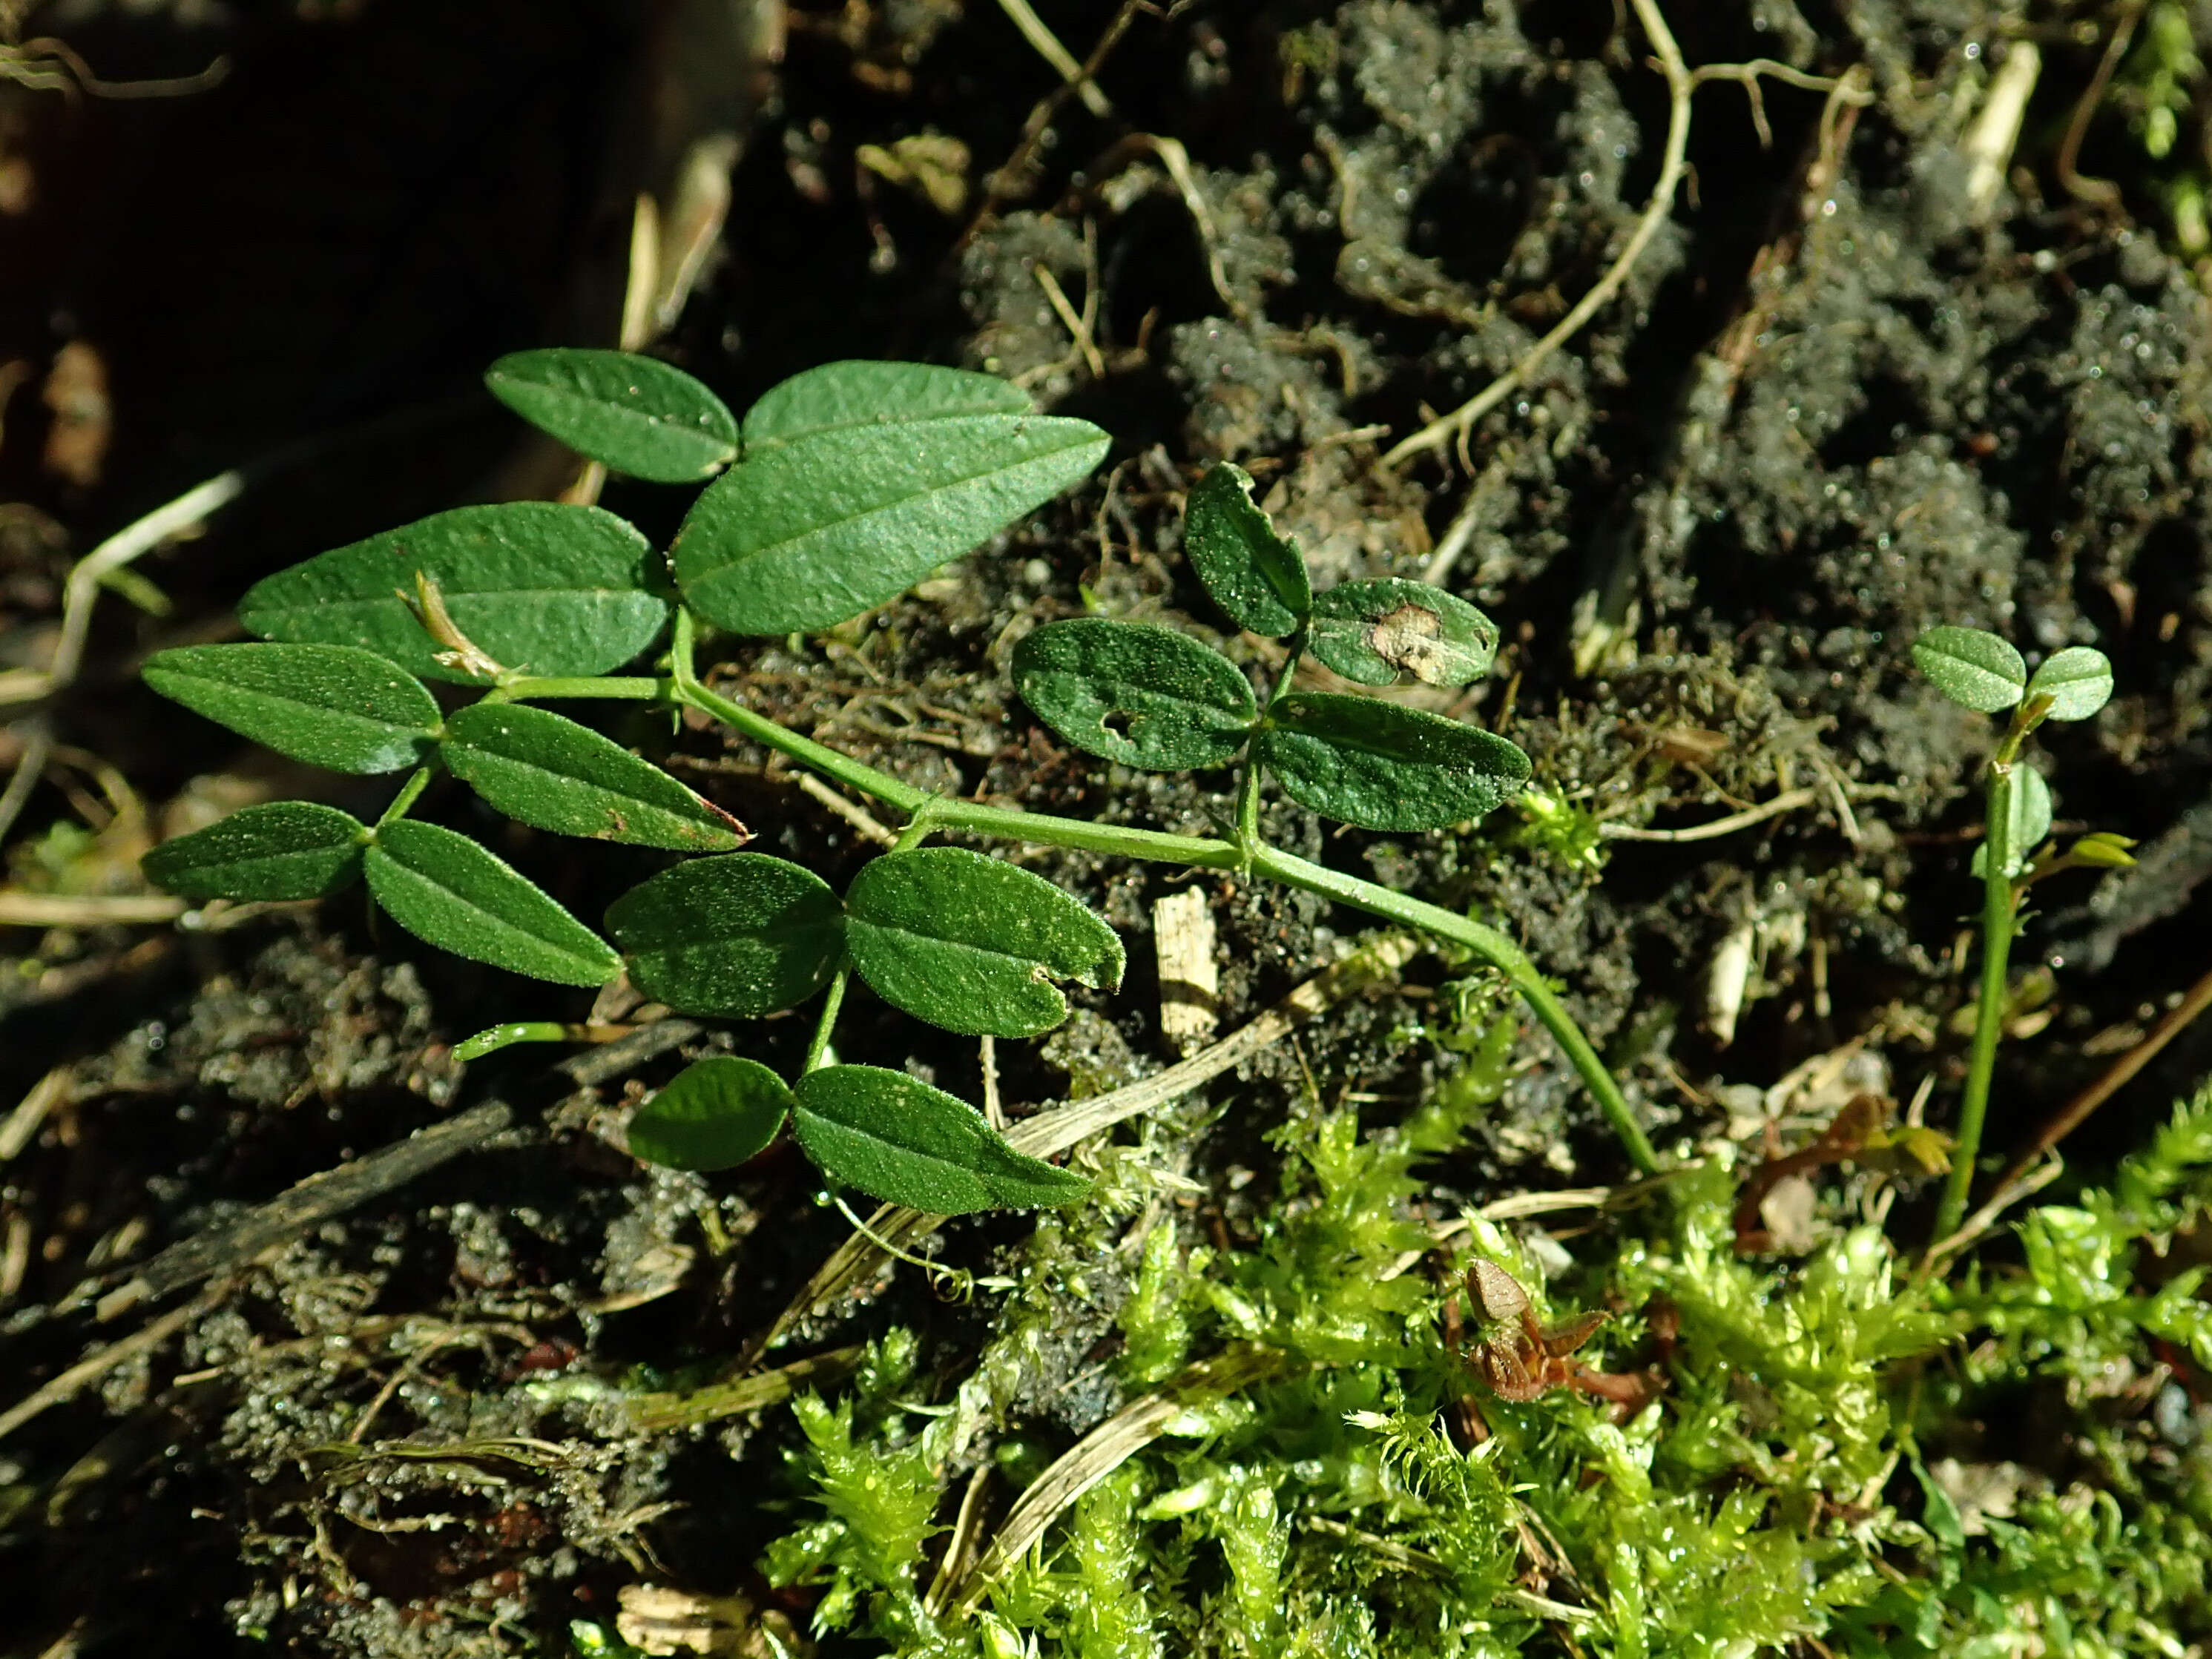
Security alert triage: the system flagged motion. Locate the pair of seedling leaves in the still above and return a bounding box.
[137,349,1526,1215]
[1909,625,2131,884]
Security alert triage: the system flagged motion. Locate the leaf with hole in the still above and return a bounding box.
[1182,461,1310,636]
[605,853,843,1017]
[1257,693,1532,832]
[2025,646,2114,723]
[364,820,621,986]
[485,349,738,483]
[142,802,366,902]
[1309,578,1499,687]
[673,361,1108,633]
[1013,619,1256,770]
[844,847,1123,1038]
[628,1056,794,1172]
[790,1065,1089,1213]
[237,503,668,684]
[143,644,441,774]
[1973,765,2053,880]
[442,703,746,851]
[1911,627,2027,714]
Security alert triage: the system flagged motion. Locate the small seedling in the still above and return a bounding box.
[1911,626,2125,1242]
[138,349,1659,1219]
[1454,1258,1650,1414]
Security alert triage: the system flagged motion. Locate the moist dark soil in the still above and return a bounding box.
[5,1,2212,1653]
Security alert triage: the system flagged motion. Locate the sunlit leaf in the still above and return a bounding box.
[442,702,746,851]
[790,1065,1090,1213]
[674,361,1108,633]
[845,847,1124,1038]
[364,820,622,986]
[1975,765,2053,880]
[1013,619,1256,771]
[1182,461,1310,636]
[237,503,668,684]
[1257,693,1531,831]
[141,802,366,902]
[1911,627,2027,714]
[142,643,441,774]
[605,853,843,1017]
[628,1056,794,1172]
[2026,646,2114,722]
[485,349,738,483]
[1309,578,1498,687]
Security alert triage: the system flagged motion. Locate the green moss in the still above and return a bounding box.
[746,1038,2212,1655]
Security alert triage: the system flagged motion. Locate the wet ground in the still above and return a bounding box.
[6,1,2212,1652]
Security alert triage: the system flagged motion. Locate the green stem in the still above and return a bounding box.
[484,676,669,704]
[1932,762,2021,1243]
[377,766,432,826]
[665,613,1657,1175]
[805,969,850,1075]
[1236,629,1306,851]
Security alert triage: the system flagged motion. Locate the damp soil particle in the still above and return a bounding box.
[10,1,2212,1653]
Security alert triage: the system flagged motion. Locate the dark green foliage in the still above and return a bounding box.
[363,819,621,986]
[235,503,667,683]
[605,853,843,1016]
[844,847,1125,1038]
[1308,577,1499,687]
[140,802,366,901]
[790,1066,1089,1213]
[625,1056,793,1172]
[1257,693,1533,831]
[1182,461,1311,636]
[441,702,746,850]
[142,643,441,774]
[485,348,738,482]
[1011,618,1259,771]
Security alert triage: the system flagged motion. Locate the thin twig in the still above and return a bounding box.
[793,771,898,845]
[993,0,1112,117]
[2057,0,2147,208]
[1599,785,1819,843]
[0,469,247,707]
[0,717,53,843]
[1687,58,1873,150]
[0,892,188,927]
[0,1285,223,1442]
[965,0,1146,240]
[1381,0,1692,469]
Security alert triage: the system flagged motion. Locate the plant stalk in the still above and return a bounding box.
[1932,761,2021,1242]
[658,639,1659,1175]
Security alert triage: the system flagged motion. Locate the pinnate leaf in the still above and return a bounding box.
[2026,646,2114,722]
[142,802,366,901]
[628,1056,794,1172]
[237,503,668,684]
[1912,627,2027,713]
[143,644,441,774]
[364,820,621,986]
[673,361,1108,634]
[790,1065,1089,1213]
[845,847,1124,1038]
[1013,619,1256,771]
[1257,693,1532,831]
[485,349,737,483]
[1182,462,1311,636]
[442,702,745,851]
[1309,578,1499,687]
[605,853,843,1017]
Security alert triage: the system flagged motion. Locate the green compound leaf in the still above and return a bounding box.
[605,853,843,1017]
[1257,693,1533,832]
[1013,619,1257,771]
[442,702,746,851]
[1911,627,2027,714]
[142,643,441,774]
[790,1065,1090,1213]
[237,503,668,685]
[485,349,738,483]
[364,820,622,986]
[2026,646,2115,722]
[1975,765,2055,880]
[142,802,366,902]
[1182,461,1311,637]
[845,847,1125,1038]
[673,361,1109,634]
[1308,578,1499,687]
[628,1056,794,1172]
